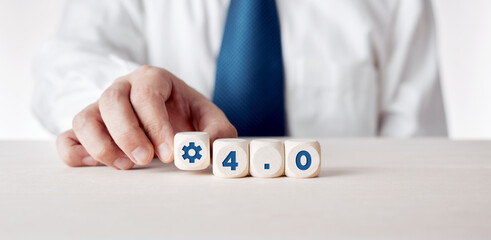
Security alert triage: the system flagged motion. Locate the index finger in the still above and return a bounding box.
[188,88,238,143]
[127,66,176,163]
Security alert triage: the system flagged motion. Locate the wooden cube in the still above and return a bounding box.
[284,139,321,178]
[174,132,210,170]
[212,138,249,178]
[250,139,284,178]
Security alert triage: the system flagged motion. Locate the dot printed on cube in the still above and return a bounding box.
[249,139,285,178]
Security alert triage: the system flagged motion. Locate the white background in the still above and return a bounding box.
[0,0,490,140]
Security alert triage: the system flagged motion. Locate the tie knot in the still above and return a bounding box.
[228,0,279,25]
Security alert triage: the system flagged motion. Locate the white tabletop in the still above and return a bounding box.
[0,139,490,239]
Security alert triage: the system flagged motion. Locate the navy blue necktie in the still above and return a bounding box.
[213,0,286,137]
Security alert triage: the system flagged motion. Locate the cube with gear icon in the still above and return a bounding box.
[174,132,210,170]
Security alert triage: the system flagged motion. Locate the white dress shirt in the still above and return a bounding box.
[32,0,447,137]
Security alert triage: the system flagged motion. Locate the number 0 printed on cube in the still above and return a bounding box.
[284,139,321,178]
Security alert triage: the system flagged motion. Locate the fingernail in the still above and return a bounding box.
[82,156,98,166]
[158,143,171,162]
[131,146,149,164]
[113,157,133,170]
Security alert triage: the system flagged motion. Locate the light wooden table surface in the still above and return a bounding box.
[0,139,490,239]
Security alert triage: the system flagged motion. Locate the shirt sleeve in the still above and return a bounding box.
[378,0,448,137]
[31,0,146,134]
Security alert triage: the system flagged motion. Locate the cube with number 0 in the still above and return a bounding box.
[212,139,249,178]
[284,139,321,178]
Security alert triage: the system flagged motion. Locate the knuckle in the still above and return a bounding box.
[114,76,126,83]
[143,121,162,135]
[138,65,169,78]
[133,66,173,99]
[139,67,172,85]
[131,86,163,103]
[115,126,153,153]
[99,87,124,107]
[56,144,79,168]
[56,130,71,144]
[55,133,68,153]
[147,68,169,80]
[91,143,115,162]
[137,65,155,73]
[72,109,91,130]
[118,125,144,141]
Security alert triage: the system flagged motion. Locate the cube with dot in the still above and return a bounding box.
[174,132,210,170]
[212,139,249,178]
[250,139,284,178]
[284,139,321,178]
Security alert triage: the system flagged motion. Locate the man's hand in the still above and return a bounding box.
[56,66,237,170]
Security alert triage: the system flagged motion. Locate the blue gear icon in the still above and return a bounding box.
[182,142,202,163]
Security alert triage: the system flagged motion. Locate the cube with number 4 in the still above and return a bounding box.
[212,139,249,178]
[174,132,210,170]
[284,139,321,178]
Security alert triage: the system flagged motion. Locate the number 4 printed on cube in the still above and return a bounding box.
[213,139,249,178]
[222,151,238,171]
